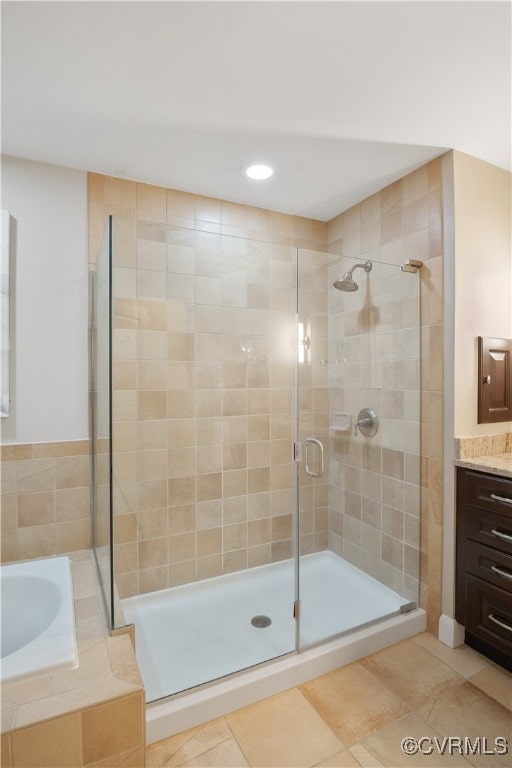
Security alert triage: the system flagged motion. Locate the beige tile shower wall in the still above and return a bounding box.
[0,442,91,563]
[88,174,326,598]
[326,158,444,632]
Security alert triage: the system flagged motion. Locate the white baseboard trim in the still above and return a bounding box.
[438,614,465,647]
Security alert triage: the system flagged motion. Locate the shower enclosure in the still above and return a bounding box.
[91,214,422,705]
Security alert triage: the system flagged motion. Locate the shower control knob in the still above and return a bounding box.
[354,408,379,437]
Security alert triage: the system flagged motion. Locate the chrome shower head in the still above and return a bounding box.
[333,261,372,291]
[333,272,358,291]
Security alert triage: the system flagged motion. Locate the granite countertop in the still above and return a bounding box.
[454,452,512,480]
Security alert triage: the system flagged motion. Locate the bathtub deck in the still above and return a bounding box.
[123,551,408,701]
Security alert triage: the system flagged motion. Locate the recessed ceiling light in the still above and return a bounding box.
[243,163,274,180]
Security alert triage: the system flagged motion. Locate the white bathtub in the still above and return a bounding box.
[0,556,78,683]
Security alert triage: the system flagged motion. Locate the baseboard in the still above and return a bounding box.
[438,613,465,647]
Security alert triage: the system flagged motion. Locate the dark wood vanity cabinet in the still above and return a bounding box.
[456,467,512,671]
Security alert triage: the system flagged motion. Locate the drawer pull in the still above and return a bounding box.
[488,614,512,633]
[490,493,512,506]
[491,528,512,543]
[490,565,512,582]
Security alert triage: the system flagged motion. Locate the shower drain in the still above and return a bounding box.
[251,615,272,628]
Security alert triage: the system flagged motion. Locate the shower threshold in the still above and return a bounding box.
[122,551,426,743]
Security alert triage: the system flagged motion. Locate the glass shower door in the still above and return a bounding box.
[295,247,335,647]
[91,216,114,628]
[108,219,300,699]
[296,249,421,648]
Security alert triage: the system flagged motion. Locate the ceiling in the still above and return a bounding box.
[2,1,510,221]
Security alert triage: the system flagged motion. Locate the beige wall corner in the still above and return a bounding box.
[452,151,512,437]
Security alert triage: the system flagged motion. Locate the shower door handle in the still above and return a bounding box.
[304,438,324,478]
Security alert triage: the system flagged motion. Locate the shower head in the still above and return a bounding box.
[333,272,358,291]
[333,260,372,291]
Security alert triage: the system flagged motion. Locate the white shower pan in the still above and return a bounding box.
[122,550,426,743]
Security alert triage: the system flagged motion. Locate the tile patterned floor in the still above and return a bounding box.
[146,633,512,768]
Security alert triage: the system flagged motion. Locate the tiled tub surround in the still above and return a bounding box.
[0,441,91,564]
[325,158,445,629]
[1,550,145,768]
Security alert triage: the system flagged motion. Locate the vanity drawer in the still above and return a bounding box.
[464,470,512,516]
[464,506,512,555]
[466,540,512,592]
[465,575,512,662]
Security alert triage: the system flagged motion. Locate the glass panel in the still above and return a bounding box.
[297,250,420,648]
[92,217,114,629]
[110,219,297,700]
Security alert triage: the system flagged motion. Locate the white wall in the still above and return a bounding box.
[453,151,512,437]
[0,156,88,443]
[441,152,511,641]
